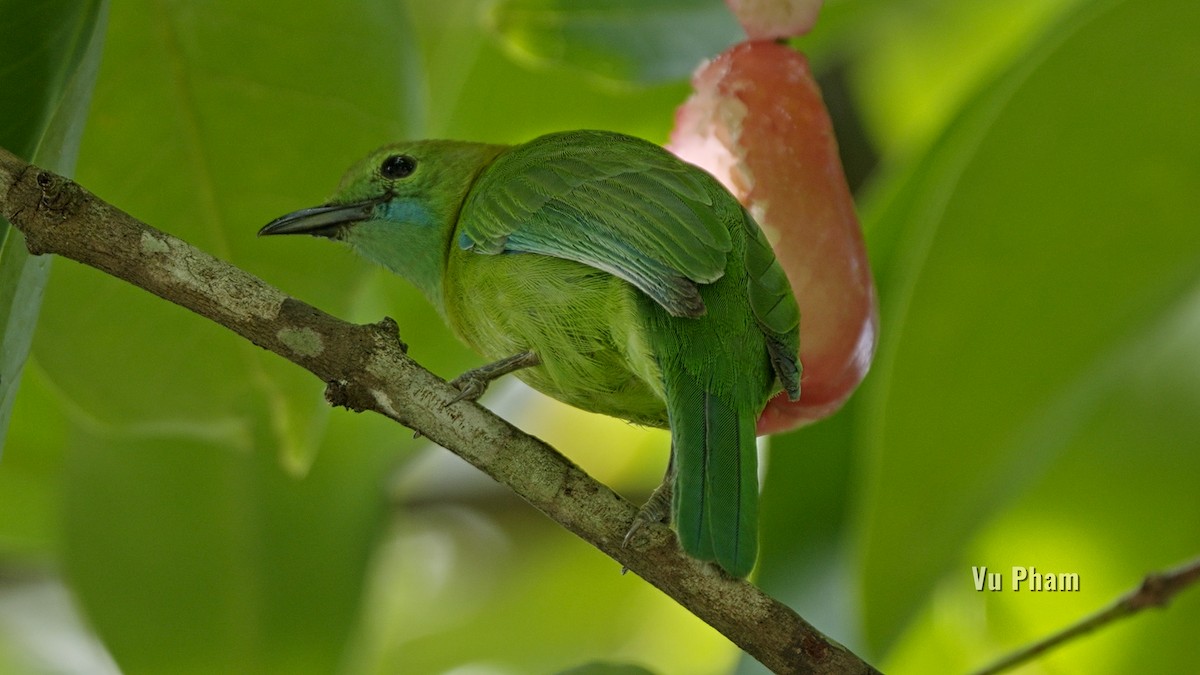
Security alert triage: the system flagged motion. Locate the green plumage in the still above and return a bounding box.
[261,130,800,577]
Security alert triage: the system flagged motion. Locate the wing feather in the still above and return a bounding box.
[460,130,733,317]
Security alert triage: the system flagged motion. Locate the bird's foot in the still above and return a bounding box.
[446,371,489,405]
[622,480,673,549]
[445,351,541,407]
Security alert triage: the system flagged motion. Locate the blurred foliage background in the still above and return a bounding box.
[1,0,1198,673]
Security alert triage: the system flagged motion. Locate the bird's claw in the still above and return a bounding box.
[620,521,644,575]
[446,373,488,406]
[622,520,644,550]
[620,496,672,575]
[621,482,673,550]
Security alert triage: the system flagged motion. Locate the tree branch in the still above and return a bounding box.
[972,556,1200,675]
[0,146,879,675]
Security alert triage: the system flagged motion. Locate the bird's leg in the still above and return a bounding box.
[623,447,675,548]
[446,350,541,405]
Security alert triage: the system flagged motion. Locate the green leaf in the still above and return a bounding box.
[883,285,1200,673]
[0,0,107,455]
[0,367,71,559]
[487,0,741,84]
[855,0,1200,653]
[823,0,1083,156]
[61,426,393,674]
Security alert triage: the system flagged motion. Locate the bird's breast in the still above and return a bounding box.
[443,249,668,427]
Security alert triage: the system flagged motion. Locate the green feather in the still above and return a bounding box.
[668,367,716,563]
[666,365,758,576]
[460,130,732,317]
[703,391,758,578]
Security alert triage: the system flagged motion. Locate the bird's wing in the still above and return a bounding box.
[458,130,732,318]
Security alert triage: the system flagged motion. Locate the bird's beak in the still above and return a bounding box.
[258,200,379,238]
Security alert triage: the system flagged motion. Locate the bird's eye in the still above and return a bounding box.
[380,154,417,180]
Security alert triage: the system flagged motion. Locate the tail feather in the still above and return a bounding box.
[703,393,758,577]
[668,366,758,577]
[671,372,715,562]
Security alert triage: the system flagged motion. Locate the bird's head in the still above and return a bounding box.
[260,140,507,305]
[259,140,507,242]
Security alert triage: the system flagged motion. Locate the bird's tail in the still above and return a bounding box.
[667,366,758,577]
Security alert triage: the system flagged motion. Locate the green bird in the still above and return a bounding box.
[261,130,800,577]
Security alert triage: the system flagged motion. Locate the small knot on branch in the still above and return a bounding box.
[3,163,86,256]
[371,316,406,353]
[34,170,80,220]
[324,379,355,410]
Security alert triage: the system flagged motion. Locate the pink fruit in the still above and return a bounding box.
[724,0,824,40]
[669,41,878,434]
